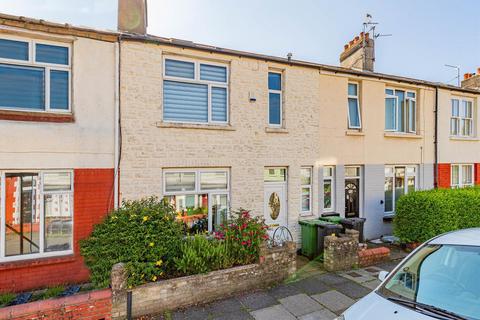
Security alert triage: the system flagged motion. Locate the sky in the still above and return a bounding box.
[0,0,478,84]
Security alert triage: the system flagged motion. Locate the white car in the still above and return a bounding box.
[337,228,480,320]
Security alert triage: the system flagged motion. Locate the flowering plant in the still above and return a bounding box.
[214,208,269,264]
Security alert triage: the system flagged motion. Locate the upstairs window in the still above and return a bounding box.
[347,83,361,129]
[163,58,228,124]
[268,72,282,126]
[385,89,416,133]
[451,164,473,188]
[450,99,473,137]
[0,37,70,112]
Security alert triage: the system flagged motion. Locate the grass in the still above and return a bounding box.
[0,293,15,307]
[42,286,65,300]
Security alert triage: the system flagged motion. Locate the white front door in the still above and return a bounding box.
[264,183,287,235]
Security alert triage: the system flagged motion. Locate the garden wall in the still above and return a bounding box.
[0,289,111,320]
[111,242,296,319]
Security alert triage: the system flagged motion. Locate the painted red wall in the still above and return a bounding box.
[475,163,480,185]
[437,163,451,188]
[0,168,114,293]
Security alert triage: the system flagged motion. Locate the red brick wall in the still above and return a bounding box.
[475,163,480,186]
[0,289,111,320]
[358,247,390,267]
[437,163,451,188]
[0,168,114,293]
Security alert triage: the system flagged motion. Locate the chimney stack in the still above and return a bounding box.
[118,0,148,34]
[461,69,480,90]
[340,32,375,72]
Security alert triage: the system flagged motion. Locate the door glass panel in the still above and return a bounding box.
[385,176,394,212]
[269,192,280,220]
[211,194,228,231]
[44,193,72,252]
[43,172,72,192]
[5,174,40,256]
[395,167,405,205]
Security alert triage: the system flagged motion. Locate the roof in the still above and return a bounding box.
[429,228,480,246]
[0,12,118,42]
[121,33,480,95]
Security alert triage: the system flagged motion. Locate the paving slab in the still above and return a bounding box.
[279,294,323,317]
[268,283,302,300]
[292,277,331,295]
[250,305,296,320]
[312,290,355,314]
[315,273,349,286]
[171,305,211,320]
[361,279,381,290]
[339,270,375,284]
[334,280,371,299]
[239,291,278,311]
[212,309,253,320]
[298,308,337,320]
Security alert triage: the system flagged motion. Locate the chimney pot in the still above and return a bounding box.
[464,73,470,80]
[349,40,354,46]
[344,44,349,50]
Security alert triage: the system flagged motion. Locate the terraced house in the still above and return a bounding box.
[0,14,118,292]
[117,4,480,243]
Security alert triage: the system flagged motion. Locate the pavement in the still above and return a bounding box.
[150,257,402,320]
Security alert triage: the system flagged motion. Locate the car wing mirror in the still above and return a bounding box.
[378,271,389,282]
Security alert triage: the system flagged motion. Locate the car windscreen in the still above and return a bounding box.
[377,244,480,320]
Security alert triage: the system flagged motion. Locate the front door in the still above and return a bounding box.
[264,183,287,236]
[345,179,359,218]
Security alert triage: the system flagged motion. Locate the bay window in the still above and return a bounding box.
[163,169,229,233]
[323,166,335,212]
[450,99,474,137]
[300,167,312,214]
[163,58,228,124]
[0,36,70,112]
[384,166,416,213]
[451,164,473,188]
[385,89,416,133]
[0,171,73,261]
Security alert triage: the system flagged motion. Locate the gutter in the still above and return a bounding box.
[434,86,439,188]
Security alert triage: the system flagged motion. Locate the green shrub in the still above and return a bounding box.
[394,187,480,243]
[174,235,234,275]
[80,197,184,288]
[214,208,268,265]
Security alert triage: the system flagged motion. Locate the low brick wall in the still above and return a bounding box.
[0,289,112,320]
[111,242,296,319]
[358,247,390,267]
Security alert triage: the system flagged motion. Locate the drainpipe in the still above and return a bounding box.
[434,86,439,188]
[114,39,121,209]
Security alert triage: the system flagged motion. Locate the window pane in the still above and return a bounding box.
[408,99,416,132]
[165,172,195,192]
[269,92,281,125]
[5,174,40,256]
[345,167,360,177]
[302,187,311,211]
[451,166,459,186]
[385,97,396,130]
[407,92,416,98]
[211,194,228,231]
[323,167,333,177]
[0,38,28,61]
[348,83,357,96]
[450,118,458,135]
[384,176,393,212]
[395,90,405,132]
[348,98,360,128]
[200,64,227,82]
[264,168,286,182]
[451,99,459,117]
[0,64,44,110]
[395,167,405,206]
[461,101,468,118]
[43,172,72,192]
[385,89,394,95]
[385,167,394,176]
[462,166,472,185]
[324,180,332,209]
[165,194,208,234]
[165,59,194,79]
[465,101,472,118]
[200,171,228,190]
[44,193,72,252]
[35,44,69,65]
[461,119,466,136]
[211,87,227,122]
[407,176,415,193]
[50,70,69,110]
[163,80,208,122]
[464,119,471,136]
[300,168,312,185]
[268,72,281,90]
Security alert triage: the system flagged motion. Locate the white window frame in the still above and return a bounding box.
[300,167,312,214]
[451,164,474,188]
[323,166,335,212]
[450,98,474,138]
[0,34,72,113]
[163,168,230,232]
[347,82,362,129]
[0,170,74,262]
[384,165,417,214]
[162,56,229,125]
[385,88,417,134]
[268,71,283,127]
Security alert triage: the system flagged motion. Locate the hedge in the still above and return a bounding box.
[393,187,480,243]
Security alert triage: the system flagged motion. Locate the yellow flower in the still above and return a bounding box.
[141,274,144,278]
[149,242,154,247]
[143,216,149,222]
[151,275,157,281]
[155,260,163,266]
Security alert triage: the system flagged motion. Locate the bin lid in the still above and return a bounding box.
[299,219,318,225]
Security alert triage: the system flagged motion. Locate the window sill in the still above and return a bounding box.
[0,254,76,270]
[384,132,422,139]
[449,136,479,141]
[265,127,289,134]
[299,212,314,218]
[345,130,365,136]
[156,121,236,131]
[383,213,395,222]
[0,110,74,123]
